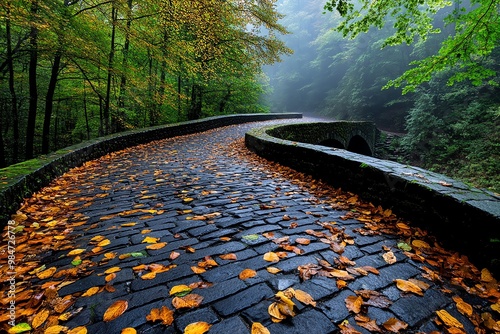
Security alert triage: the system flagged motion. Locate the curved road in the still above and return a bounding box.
[2,119,499,333]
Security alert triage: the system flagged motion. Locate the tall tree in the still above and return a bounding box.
[25,0,39,159]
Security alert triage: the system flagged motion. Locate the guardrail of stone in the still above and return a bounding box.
[0,113,302,225]
[245,122,500,275]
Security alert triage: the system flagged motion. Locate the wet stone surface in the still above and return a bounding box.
[9,119,500,333]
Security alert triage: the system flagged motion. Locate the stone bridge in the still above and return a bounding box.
[267,121,379,156]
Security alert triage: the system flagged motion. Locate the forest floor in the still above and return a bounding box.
[1,119,499,334]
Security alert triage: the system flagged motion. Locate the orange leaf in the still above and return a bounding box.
[294,289,316,307]
[219,253,237,260]
[104,267,121,274]
[266,267,282,274]
[337,280,348,289]
[67,326,87,334]
[141,272,157,280]
[36,267,57,279]
[32,309,50,329]
[345,295,363,314]
[435,309,464,329]
[146,306,174,325]
[481,268,495,283]
[172,294,204,309]
[191,266,206,274]
[184,322,211,334]
[97,239,111,247]
[220,237,231,242]
[411,239,430,249]
[68,249,86,256]
[239,269,257,280]
[105,273,116,282]
[394,279,424,296]
[103,300,128,322]
[383,318,408,332]
[251,322,271,334]
[452,296,473,317]
[263,252,280,262]
[45,325,69,334]
[82,286,100,297]
[146,242,167,250]
[295,238,311,245]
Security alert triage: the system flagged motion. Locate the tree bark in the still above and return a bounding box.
[42,52,62,154]
[26,0,39,160]
[188,84,203,120]
[104,3,117,135]
[116,0,133,132]
[6,3,19,163]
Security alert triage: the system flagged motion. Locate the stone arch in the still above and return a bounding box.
[318,138,345,150]
[347,135,372,156]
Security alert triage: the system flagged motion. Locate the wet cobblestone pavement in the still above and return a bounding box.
[1,119,499,334]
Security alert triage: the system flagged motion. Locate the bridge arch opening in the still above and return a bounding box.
[347,135,372,156]
[318,138,345,150]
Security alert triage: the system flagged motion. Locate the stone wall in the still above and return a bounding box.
[245,123,500,275]
[0,113,302,225]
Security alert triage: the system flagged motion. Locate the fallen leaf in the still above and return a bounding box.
[452,296,473,317]
[120,329,136,334]
[67,327,87,334]
[219,253,237,260]
[345,295,363,314]
[146,242,167,250]
[172,294,204,309]
[394,279,424,296]
[105,273,116,282]
[251,322,271,334]
[103,300,128,322]
[104,267,121,274]
[382,251,397,264]
[32,309,50,329]
[355,315,382,332]
[142,236,159,244]
[337,280,348,289]
[263,252,280,262]
[141,272,158,280]
[481,268,495,283]
[239,269,257,280]
[67,249,86,256]
[294,289,316,307]
[8,323,32,333]
[412,239,430,249]
[184,321,211,334]
[435,309,464,329]
[191,266,206,274]
[44,325,69,334]
[266,267,282,274]
[146,306,174,325]
[491,302,500,314]
[37,267,57,279]
[408,278,430,291]
[170,251,181,260]
[82,286,100,297]
[170,285,192,297]
[97,239,111,247]
[383,318,408,332]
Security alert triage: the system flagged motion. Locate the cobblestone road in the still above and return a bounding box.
[4,119,499,334]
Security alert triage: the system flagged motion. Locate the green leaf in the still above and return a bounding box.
[130,250,148,258]
[8,323,32,333]
[242,234,259,241]
[71,259,82,266]
[397,242,412,252]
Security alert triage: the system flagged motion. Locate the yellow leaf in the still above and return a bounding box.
[169,285,192,296]
[183,197,194,203]
[104,267,121,274]
[142,237,159,244]
[481,268,495,283]
[239,269,257,280]
[146,306,174,326]
[97,239,111,247]
[67,249,86,256]
[120,223,137,227]
[8,323,31,333]
[141,229,152,234]
[263,252,280,262]
[141,272,157,280]
[394,279,424,296]
[266,267,282,274]
[251,322,271,334]
[90,235,106,242]
[82,286,100,297]
[411,240,430,248]
[36,267,57,280]
[67,327,87,334]
[44,325,69,334]
[146,242,167,250]
[32,309,50,329]
[435,309,464,329]
[345,295,363,314]
[121,329,136,334]
[103,300,128,322]
[294,289,316,307]
[184,322,211,334]
[491,302,500,314]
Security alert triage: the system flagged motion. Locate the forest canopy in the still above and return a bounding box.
[0,0,291,166]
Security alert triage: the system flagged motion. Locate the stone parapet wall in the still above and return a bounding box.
[245,123,500,275]
[0,113,302,225]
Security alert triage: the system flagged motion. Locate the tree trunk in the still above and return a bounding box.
[116,0,133,132]
[26,0,39,160]
[6,3,19,163]
[104,3,117,135]
[188,84,203,120]
[218,87,231,114]
[42,52,62,154]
